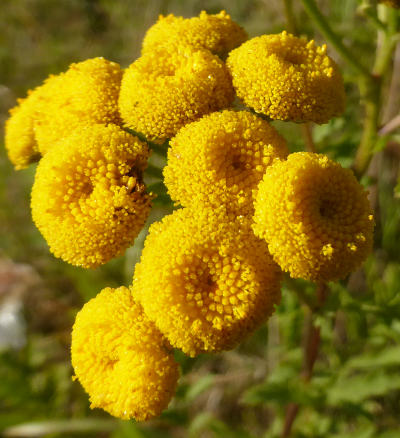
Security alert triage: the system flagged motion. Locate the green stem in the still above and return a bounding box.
[300,0,372,79]
[124,127,168,157]
[283,0,298,34]
[353,78,381,177]
[281,283,328,437]
[353,6,398,177]
[301,123,317,153]
[359,5,387,31]
[373,6,399,76]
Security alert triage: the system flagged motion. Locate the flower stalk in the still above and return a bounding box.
[354,5,398,176]
[282,283,328,437]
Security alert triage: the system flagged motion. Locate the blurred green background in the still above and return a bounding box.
[1,0,400,437]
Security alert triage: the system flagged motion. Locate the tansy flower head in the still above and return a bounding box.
[131,208,282,357]
[31,124,152,268]
[253,152,374,282]
[164,110,288,214]
[5,97,40,170]
[34,57,123,154]
[226,31,345,124]
[4,74,61,169]
[71,286,179,421]
[118,47,234,143]
[142,10,247,57]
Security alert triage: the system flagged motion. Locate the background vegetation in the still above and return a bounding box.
[1,0,400,437]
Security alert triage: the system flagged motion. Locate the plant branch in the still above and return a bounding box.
[373,6,399,76]
[281,283,328,437]
[301,123,317,153]
[357,3,386,32]
[353,6,398,177]
[379,114,400,135]
[353,77,381,178]
[283,0,298,34]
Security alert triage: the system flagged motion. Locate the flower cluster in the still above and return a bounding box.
[119,46,234,143]
[34,57,122,154]
[132,208,282,357]
[5,57,122,167]
[142,10,247,56]
[31,124,152,268]
[4,9,374,423]
[71,286,179,420]
[253,153,374,281]
[164,110,288,214]
[227,31,346,123]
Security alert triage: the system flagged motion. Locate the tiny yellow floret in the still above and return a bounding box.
[131,208,282,357]
[31,124,152,268]
[71,286,179,421]
[227,32,345,123]
[34,57,123,154]
[4,75,61,169]
[253,152,374,281]
[119,47,234,143]
[164,110,288,214]
[142,10,247,57]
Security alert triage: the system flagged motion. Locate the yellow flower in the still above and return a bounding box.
[5,97,40,170]
[71,286,179,421]
[31,124,152,268]
[34,57,122,154]
[142,10,247,57]
[253,152,374,281]
[226,31,345,123]
[131,208,282,357]
[4,74,61,169]
[118,47,234,143]
[164,110,288,214]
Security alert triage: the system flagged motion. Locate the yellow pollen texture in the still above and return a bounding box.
[164,110,289,214]
[34,57,123,154]
[131,208,282,357]
[142,10,247,57]
[253,152,374,282]
[31,124,152,268]
[118,47,235,143]
[71,286,179,421]
[4,74,61,169]
[226,31,345,123]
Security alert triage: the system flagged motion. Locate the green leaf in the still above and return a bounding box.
[185,374,215,401]
[327,372,400,405]
[145,164,163,180]
[343,345,400,371]
[147,181,168,196]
